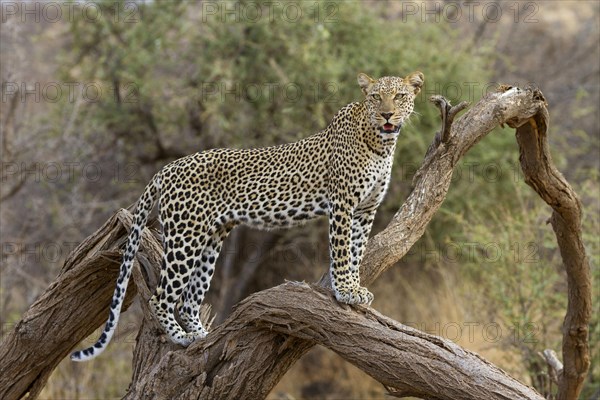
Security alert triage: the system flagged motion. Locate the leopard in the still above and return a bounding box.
[71,71,424,361]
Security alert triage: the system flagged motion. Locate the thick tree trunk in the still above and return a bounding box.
[125,281,544,400]
[0,210,161,399]
[0,86,590,400]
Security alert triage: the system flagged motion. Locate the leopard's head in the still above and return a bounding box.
[358,71,424,136]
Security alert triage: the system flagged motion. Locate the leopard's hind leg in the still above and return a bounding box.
[149,206,210,346]
[177,223,233,335]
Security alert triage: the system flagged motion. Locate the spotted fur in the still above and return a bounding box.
[71,72,424,361]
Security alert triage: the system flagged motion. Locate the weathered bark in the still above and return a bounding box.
[509,102,592,400]
[0,210,162,400]
[126,280,543,399]
[0,86,590,400]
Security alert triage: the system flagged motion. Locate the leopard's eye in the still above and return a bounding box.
[394,93,406,100]
[371,94,381,101]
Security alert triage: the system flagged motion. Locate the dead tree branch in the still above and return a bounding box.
[0,86,589,400]
[0,211,161,400]
[125,280,543,399]
[508,96,592,400]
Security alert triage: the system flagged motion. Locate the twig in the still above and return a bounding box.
[540,349,563,384]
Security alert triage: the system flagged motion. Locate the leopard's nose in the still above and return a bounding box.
[381,112,393,120]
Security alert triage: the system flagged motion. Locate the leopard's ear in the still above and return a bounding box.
[357,73,376,96]
[405,71,424,94]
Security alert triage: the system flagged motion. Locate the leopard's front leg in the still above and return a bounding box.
[328,202,373,305]
[349,208,377,302]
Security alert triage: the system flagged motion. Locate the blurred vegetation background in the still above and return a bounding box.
[1,1,598,399]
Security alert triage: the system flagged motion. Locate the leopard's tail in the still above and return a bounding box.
[70,173,161,362]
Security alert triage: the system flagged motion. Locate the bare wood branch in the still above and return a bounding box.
[507,92,592,400]
[126,281,543,399]
[356,86,544,288]
[411,97,469,187]
[0,210,162,400]
[540,349,563,384]
[429,95,469,144]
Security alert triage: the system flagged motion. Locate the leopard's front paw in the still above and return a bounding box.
[334,286,374,305]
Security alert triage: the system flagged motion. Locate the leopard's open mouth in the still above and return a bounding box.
[380,123,401,134]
